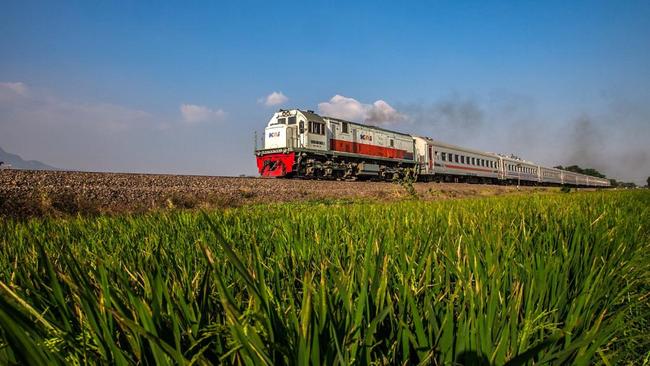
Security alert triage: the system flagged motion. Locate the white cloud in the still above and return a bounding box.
[180,104,226,124]
[0,81,155,132]
[259,91,289,106]
[317,95,406,125]
[0,82,28,96]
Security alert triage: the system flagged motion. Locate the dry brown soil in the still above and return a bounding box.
[1,170,557,218]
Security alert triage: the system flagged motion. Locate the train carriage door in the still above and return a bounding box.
[428,145,433,173]
[298,120,305,147]
[352,128,358,153]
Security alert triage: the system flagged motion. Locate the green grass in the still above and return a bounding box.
[0,191,648,365]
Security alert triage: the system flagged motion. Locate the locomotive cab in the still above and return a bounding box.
[261,109,329,152]
[263,110,298,150]
[256,109,329,177]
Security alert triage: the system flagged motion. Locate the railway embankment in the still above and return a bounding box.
[1,169,563,218]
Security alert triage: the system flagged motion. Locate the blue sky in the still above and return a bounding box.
[1,1,649,183]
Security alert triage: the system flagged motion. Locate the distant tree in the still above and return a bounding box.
[609,179,618,187]
[619,182,637,189]
[582,168,606,178]
[647,176,650,188]
[555,165,607,178]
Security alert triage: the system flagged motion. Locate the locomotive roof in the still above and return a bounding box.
[301,110,412,137]
[298,110,325,123]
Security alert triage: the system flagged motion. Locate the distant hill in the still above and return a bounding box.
[0,146,57,170]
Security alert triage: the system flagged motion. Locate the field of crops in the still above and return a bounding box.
[0,190,648,365]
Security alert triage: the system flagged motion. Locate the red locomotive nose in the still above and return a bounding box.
[256,152,296,177]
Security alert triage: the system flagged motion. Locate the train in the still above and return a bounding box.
[254,109,610,187]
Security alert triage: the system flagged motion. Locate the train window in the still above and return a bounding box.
[308,121,324,135]
[342,122,349,133]
[441,152,446,161]
[277,118,286,124]
[390,139,394,147]
[460,156,465,164]
[455,154,459,163]
[288,116,296,125]
[471,157,475,165]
